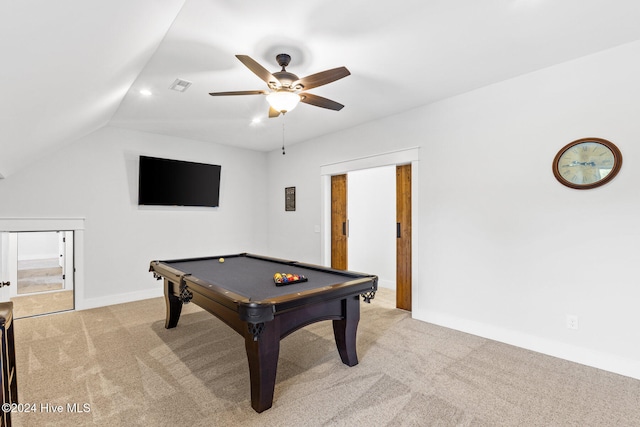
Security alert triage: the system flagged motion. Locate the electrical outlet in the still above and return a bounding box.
[566,314,579,330]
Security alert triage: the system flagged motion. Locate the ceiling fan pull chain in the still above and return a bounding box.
[282,117,286,155]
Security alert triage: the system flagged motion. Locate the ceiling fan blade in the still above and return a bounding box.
[209,90,268,96]
[293,67,350,90]
[236,55,278,86]
[299,93,345,111]
[268,106,281,118]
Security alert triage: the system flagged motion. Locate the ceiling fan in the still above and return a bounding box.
[209,54,350,117]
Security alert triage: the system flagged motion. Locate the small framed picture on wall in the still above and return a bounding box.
[285,187,296,211]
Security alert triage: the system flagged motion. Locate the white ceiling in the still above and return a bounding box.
[3,0,640,177]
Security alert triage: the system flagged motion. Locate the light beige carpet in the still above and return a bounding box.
[10,288,640,426]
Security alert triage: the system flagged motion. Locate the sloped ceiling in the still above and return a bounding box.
[3,0,640,178]
[0,0,186,178]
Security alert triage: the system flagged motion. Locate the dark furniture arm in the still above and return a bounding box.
[0,302,16,427]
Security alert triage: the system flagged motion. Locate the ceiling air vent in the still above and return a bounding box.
[169,78,192,92]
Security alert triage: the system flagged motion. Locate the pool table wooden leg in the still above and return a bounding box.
[164,280,183,329]
[244,319,281,413]
[333,295,360,367]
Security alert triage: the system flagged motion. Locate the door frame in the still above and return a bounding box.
[0,218,84,308]
[5,231,75,299]
[320,148,419,308]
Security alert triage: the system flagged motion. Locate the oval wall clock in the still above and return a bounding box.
[552,137,622,189]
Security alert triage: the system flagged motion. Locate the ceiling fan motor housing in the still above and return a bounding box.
[272,71,301,90]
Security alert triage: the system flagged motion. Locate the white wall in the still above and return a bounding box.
[348,166,396,289]
[267,40,640,379]
[16,231,58,260]
[0,126,269,307]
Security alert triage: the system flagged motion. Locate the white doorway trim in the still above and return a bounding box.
[0,218,85,311]
[319,148,419,301]
[0,218,84,232]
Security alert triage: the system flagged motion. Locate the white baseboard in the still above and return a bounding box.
[76,287,163,311]
[413,309,640,381]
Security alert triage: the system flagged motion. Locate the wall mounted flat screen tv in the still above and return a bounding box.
[138,156,221,207]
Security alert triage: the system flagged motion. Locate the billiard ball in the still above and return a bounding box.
[219,258,224,263]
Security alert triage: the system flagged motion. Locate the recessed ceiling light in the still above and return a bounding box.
[139,89,152,96]
[169,78,192,92]
[250,117,262,126]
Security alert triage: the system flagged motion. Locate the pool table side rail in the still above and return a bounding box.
[156,253,296,268]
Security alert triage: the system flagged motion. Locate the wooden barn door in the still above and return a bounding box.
[331,174,348,270]
[396,164,412,311]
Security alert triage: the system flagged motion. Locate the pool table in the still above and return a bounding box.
[149,253,377,412]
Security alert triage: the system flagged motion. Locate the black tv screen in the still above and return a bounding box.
[138,156,221,207]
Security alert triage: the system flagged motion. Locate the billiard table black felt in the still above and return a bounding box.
[164,254,367,301]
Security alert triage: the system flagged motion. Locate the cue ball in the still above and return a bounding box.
[219,258,224,263]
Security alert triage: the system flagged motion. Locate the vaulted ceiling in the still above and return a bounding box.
[3,0,640,178]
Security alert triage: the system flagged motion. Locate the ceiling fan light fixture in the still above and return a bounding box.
[266,90,300,113]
